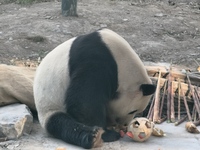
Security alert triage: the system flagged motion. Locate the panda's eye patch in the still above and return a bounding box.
[128,110,138,115]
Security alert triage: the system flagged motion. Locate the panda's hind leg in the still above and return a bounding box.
[46,112,104,149]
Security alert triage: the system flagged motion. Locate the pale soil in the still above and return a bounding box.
[0,0,200,69]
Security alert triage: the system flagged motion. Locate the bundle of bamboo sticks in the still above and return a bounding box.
[144,65,200,133]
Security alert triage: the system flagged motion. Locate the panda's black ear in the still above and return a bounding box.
[140,84,156,96]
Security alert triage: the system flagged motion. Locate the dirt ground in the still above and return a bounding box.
[0,0,200,149]
[0,0,200,70]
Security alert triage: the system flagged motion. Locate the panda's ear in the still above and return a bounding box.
[140,84,156,96]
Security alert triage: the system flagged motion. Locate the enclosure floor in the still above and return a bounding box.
[0,120,199,150]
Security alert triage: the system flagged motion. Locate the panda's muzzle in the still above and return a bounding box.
[128,109,138,115]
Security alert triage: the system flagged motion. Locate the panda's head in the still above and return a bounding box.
[98,29,156,126]
[107,83,155,126]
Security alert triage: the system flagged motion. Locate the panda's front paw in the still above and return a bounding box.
[92,127,104,148]
[101,129,121,142]
[80,127,104,149]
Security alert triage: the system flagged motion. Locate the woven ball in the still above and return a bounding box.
[126,117,154,142]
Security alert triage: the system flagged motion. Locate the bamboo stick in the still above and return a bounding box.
[149,96,155,122]
[178,78,181,121]
[167,66,172,122]
[175,115,187,126]
[146,66,200,86]
[159,81,167,118]
[147,96,155,120]
[193,120,200,126]
[150,77,200,102]
[157,117,167,124]
[153,70,161,123]
[171,79,175,123]
[192,105,197,122]
[180,83,192,121]
[149,108,154,122]
[186,73,200,119]
[194,87,200,100]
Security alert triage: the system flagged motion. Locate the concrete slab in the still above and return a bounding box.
[0,121,199,150]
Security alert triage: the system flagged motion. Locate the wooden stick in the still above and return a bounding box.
[192,105,197,122]
[167,66,172,123]
[147,96,155,119]
[186,73,200,119]
[194,87,200,100]
[180,83,192,121]
[193,120,200,126]
[159,81,167,118]
[196,87,200,120]
[146,65,200,86]
[149,108,154,122]
[171,79,175,123]
[175,115,187,126]
[193,93,200,120]
[149,96,155,122]
[178,78,181,121]
[153,70,161,123]
[157,117,167,124]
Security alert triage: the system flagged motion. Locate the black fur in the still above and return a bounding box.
[46,112,100,149]
[140,84,156,96]
[46,31,120,149]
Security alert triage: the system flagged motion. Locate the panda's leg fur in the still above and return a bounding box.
[47,69,120,148]
[45,103,120,149]
[46,112,104,149]
[45,74,121,149]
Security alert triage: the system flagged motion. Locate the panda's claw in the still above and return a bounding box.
[92,127,104,148]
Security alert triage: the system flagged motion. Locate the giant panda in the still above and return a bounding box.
[33,28,156,149]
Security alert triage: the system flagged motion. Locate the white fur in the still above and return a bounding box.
[33,38,76,128]
[99,29,152,125]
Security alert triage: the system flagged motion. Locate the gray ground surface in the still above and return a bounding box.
[0,120,200,150]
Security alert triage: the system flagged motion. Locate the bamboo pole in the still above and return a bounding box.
[180,83,192,121]
[175,115,187,126]
[146,66,200,86]
[186,73,200,119]
[157,117,167,124]
[159,81,167,118]
[193,120,200,126]
[153,70,161,123]
[171,79,175,123]
[178,78,181,121]
[147,96,155,120]
[192,105,197,122]
[194,87,200,99]
[167,66,172,122]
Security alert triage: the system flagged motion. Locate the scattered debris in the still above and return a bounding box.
[152,127,165,137]
[56,147,67,150]
[154,13,166,17]
[185,122,200,133]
